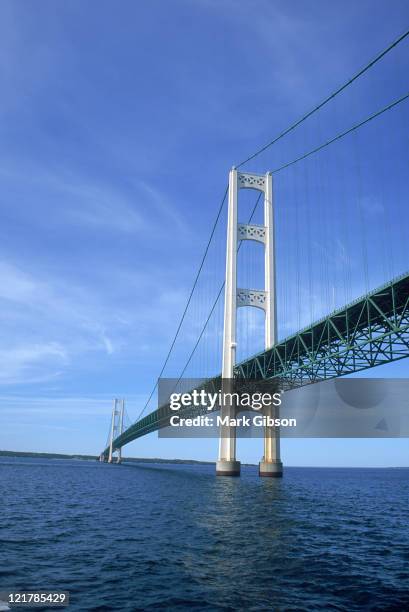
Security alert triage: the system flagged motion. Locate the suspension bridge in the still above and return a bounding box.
[100,30,409,476]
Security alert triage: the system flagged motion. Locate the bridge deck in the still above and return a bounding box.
[103,271,409,456]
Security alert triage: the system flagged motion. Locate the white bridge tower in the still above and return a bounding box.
[216,168,283,477]
[108,398,125,464]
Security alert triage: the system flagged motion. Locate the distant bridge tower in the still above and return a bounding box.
[108,398,125,464]
[216,168,283,477]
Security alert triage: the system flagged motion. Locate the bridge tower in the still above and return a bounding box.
[108,398,125,464]
[216,168,283,477]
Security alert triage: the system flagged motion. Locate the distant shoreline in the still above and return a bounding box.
[0,449,214,465]
[0,450,407,468]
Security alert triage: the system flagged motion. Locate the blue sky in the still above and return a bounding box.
[0,0,408,466]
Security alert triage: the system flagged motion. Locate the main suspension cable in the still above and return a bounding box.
[236,28,409,168]
[272,92,409,174]
[134,185,228,422]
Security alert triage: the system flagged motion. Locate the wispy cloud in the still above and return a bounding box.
[0,159,190,236]
[0,256,192,385]
[0,343,66,385]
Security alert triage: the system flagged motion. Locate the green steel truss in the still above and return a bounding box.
[103,271,409,457]
[237,271,409,382]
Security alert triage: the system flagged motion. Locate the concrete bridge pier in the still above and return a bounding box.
[216,386,240,476]
[259,405,283,477]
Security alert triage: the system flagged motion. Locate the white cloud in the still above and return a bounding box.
[0,393,147,423]
[0,343,66,384]
[0,262,37,301]
[0,256,193,385]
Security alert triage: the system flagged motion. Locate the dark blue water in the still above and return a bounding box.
[1,458,408,611]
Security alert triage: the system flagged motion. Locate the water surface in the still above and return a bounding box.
[1,458,408,610]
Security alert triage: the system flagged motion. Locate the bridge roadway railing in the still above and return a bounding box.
[102,271,409,457]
